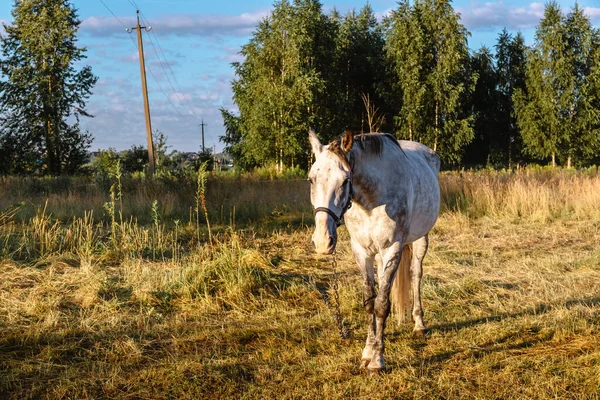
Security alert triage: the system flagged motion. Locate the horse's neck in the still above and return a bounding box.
[351,151,387,210]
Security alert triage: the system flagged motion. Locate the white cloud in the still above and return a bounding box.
[81,11,267,38]
[168,92,192,104]
[583,7,600,22]
[214,53,245,64]
[82,72,235,152]
[374,8,393,22]
[0,19,8,37]
[119,51,140,63]
[458,1,600,31]
[457,1,545,30]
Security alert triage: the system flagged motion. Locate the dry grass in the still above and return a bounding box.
[1,169,600,399]
[0,174,312,226]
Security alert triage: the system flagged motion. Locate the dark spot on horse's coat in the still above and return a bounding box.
[374,296,391,318]
[364,298,375,314]
[353,173,378,208]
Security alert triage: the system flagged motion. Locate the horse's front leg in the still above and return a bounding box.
[350,240,376,369]
[369,241,403,373]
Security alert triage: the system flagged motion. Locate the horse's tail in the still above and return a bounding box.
[391,243,413,325]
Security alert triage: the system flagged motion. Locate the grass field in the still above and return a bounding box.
[1,169,600,399]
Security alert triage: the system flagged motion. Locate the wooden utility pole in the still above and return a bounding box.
[200,119,207,152]
[128,10,155,175]
[213,144,217,171]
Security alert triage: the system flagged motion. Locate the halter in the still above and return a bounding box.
[313,153,354,227]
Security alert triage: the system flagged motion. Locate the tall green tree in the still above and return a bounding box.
[514,2,564,166]
[0,0,97,175]
[293,0,338,141]
[385,0,425,142]
[463,46,501,166]
[515,2,600,167]
[219,108,248,168]
[386,0,476,164]
[562,4,600,166]
[586,28,600,166]
[231,0,333,170]
[495,29,527,167]
[332,5,389,134]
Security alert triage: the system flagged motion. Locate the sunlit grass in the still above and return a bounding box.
[1,169,600,398]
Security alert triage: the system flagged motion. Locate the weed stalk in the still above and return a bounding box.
[196,162,213,251]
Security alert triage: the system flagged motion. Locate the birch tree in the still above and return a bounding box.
[0,0,97,174]
[386,0,475,163]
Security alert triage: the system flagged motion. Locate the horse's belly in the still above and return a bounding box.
[405,216,437,243]
[406,176,440,243]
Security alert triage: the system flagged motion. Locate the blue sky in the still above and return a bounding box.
[1,0,599,152]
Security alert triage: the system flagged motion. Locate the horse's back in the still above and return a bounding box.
[397,140,441,175]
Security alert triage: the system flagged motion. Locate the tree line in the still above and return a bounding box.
[1,0,598,176]
[222,0,600,170]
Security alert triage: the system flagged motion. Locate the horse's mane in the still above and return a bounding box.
[327,133,401,168]
[353,133,401,156]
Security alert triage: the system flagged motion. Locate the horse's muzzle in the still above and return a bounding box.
[312,225,337,254]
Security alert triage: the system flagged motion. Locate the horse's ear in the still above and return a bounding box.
[342,129,354,153]
[309,128,323,155]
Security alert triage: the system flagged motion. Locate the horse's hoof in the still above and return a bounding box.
[367,358,385,374]
[412,328,429,337]
[360,358,371,369]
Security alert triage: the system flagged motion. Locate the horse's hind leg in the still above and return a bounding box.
[411,235,429,335]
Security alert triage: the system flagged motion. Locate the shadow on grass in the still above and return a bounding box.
[430,295,600,333]
[380,295,600,374]
[0,295,320,398]
[388,324,558,376]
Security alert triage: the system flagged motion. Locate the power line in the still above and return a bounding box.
[128,10,156,175]
[99,0,127,30]
[113,1,191,120]
[127,0,140,11]
[145,58,189,119]
[100,0,182,117]
[99,0,197,159]
[123,1,200,121]
[98,0,138,49]
[138,10,199,119]
[143,22,196,118]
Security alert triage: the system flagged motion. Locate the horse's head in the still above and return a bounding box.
[308,128,353,255]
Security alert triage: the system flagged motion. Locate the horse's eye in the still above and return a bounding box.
[308,178,314,185]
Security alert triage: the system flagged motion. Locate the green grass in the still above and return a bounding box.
[1,170,600,399]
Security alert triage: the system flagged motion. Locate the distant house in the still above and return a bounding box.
[182,152,199,161]
[86,151,101,164]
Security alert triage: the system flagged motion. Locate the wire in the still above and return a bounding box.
[121,1,199,121]
[127,0,141,12]
[99,0,127,30]
[98,0,138,49]
[139,10,199,118]
[144,24,197,117]
[144,60,189,119]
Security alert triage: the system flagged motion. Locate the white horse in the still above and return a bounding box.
[308,128,440,373]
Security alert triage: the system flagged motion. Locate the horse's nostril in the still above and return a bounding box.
[311,240,316,249]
